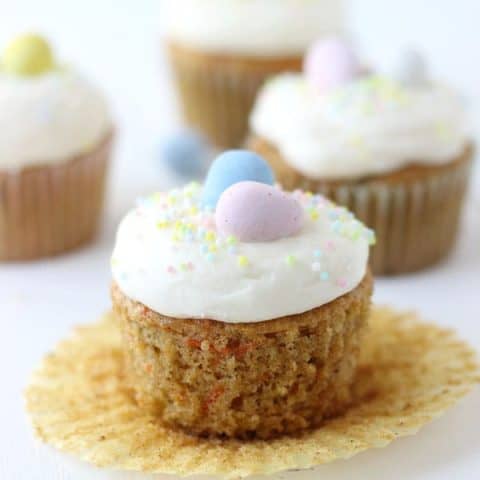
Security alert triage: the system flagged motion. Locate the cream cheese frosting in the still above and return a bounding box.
[165,0,343,56]
[0,70,111,170]
[111,183,374,323]
[250,74,469,179]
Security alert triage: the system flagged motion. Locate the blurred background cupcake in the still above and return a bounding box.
[165,0,343,149]
[248,39,473,275]
[0,33,113,261]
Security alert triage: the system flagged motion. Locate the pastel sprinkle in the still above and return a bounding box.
[205,231,216,243]
[226,235,238,246]
[206,253,215,262]
[320,271,330,281]
[312,261,322,272]
[286,255,296,266]
[309,208,319,220]
[237,255,249,267]
[313,249,322,258]
[167,266,177,274]
[326,240,335,251]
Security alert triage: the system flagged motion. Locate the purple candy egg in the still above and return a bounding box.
[215,181,304,242]
[304,37,360,92]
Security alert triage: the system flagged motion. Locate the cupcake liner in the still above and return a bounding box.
[0,133,112,261]
[167,42,302,149]
[25,307,479,478]
[248,137,473,275]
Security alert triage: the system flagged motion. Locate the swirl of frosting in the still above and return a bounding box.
[165,0,344,56]
[111,183,374,323]
[250,74,468,179]
[0,70,111,169]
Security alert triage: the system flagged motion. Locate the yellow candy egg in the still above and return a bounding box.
[3,33,54,76]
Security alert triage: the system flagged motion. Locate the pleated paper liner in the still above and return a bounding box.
[0,133,113,261]
[168,42,302,149]
[248,137,474,275]
[25,307,479,478]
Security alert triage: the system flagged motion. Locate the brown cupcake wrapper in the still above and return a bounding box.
[248,137,473,275]
[0,133,113,261]
[167,42,302,149]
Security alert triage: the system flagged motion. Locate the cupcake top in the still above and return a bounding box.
[250,40,469,180]
[111,151,374,323]
[165,0,343,56]
[0,34,111,170]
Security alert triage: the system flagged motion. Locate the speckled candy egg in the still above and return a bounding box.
[3,33,55,76]
[160,130,210,178]
[304,37,360,92]
[201,150,274,208]
[216,181,304,242]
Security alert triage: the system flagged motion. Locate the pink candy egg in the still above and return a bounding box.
[215,181,304,242]
[304,37,360,92]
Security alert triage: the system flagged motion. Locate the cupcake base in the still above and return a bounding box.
[167,42,302,148]
[248,136,474,275]
[25,306,480,478]
[0,133,112,261]
[112,273,373,440]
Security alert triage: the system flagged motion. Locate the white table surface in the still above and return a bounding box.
[1,1,479,478]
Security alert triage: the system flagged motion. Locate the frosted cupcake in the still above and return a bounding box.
[248,40,473,274]
[111,150,374,439]
[165,0,343,148]
[0,34,113,260]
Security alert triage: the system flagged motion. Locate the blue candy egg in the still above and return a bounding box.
[160,130,209,178]
[201,150,274,208]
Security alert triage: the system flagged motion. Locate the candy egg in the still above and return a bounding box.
[394,49,429,88]
[216,181,304,242]
[304,37,360,92]
[201,150,274,208]
[3,33,55,76]
[160,130,210,178]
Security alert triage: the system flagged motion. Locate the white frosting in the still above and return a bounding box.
[111,183,373,323]
[165,0,343,56]
[0,70,111,170]
[250,74,469,179]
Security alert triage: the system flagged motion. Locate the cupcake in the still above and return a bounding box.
[165,0,343,148]
[111,150,374,439]
[0,33,113,261]
[248,40,473,274]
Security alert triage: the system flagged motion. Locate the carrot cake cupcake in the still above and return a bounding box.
[0,33,113,260]
[165,0,344,148]
[111,150,374,439]
[248,40,473,274]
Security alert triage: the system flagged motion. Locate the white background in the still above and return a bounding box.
[0,1,479,479]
